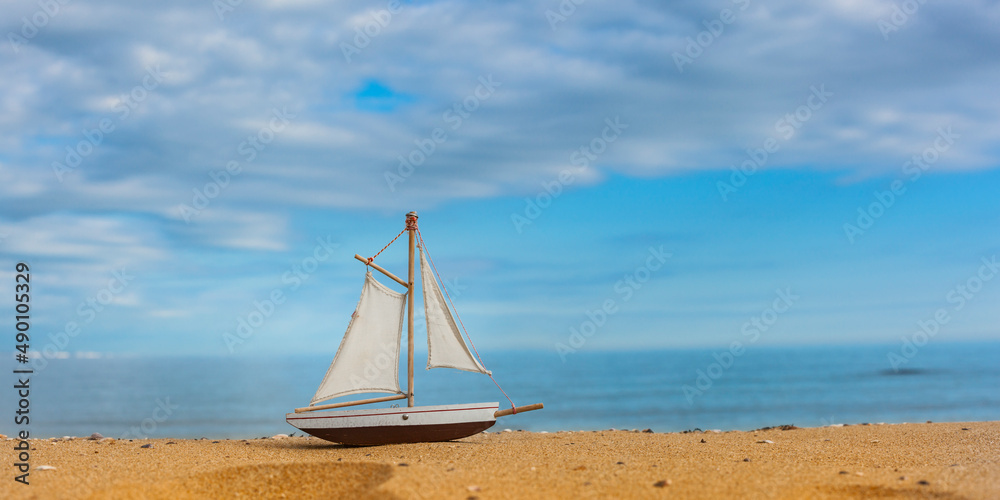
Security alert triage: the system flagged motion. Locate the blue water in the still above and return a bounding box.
[3,342,998,439]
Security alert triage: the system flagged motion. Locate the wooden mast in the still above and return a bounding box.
[406,211,417,407]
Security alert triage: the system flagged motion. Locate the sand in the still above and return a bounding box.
[2,421,998,499]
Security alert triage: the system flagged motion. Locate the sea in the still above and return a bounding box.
[3,341,998,439]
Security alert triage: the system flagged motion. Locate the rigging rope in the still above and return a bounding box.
[416,226,517,413]
[365,226,408,266]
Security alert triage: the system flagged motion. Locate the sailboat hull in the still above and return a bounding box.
[285,402,499,446]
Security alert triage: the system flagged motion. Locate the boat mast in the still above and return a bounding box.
[406,211,417,407]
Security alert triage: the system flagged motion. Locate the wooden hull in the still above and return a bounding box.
[285,402,499,446]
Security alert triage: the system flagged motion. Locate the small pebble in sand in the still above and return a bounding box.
[838,471,848,475]
[140,443,153,449]
[700,439,707,443]
[917,480,930,486]
[616,461,625,465]
[89,433,104,440]
[899,476,907,480]
[653,479,671,487]
[398,463,408,466]
[961,428,970,431]
[757,440,774,444]
[467,485,481,492]
[36,465,56,471]
[743,458,751,462]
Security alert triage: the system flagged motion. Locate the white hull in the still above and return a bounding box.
[286,402,499,445]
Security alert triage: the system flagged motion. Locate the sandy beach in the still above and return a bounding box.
[3,421,998,499]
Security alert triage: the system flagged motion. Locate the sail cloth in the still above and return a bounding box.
[420,248,490,374]
[310,272,406,405]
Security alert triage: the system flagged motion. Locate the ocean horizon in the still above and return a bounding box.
[4,341,998,440]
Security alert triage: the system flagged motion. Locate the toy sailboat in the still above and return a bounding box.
[286,212,542,445]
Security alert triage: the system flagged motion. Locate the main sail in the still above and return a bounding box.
[310,272,406,405]
[420,247,490,374]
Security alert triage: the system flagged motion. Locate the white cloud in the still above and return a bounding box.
[0,214,165,261]
[4,0,996,217]
[0,0,998,298]
[171,209,290,252]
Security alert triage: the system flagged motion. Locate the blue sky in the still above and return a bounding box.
[1,0,998,357]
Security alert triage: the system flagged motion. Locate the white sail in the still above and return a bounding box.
[310,272,406,405]
[420,248,490,374]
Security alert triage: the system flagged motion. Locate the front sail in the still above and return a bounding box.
[420,247,490,374]
[310,272,406,405]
